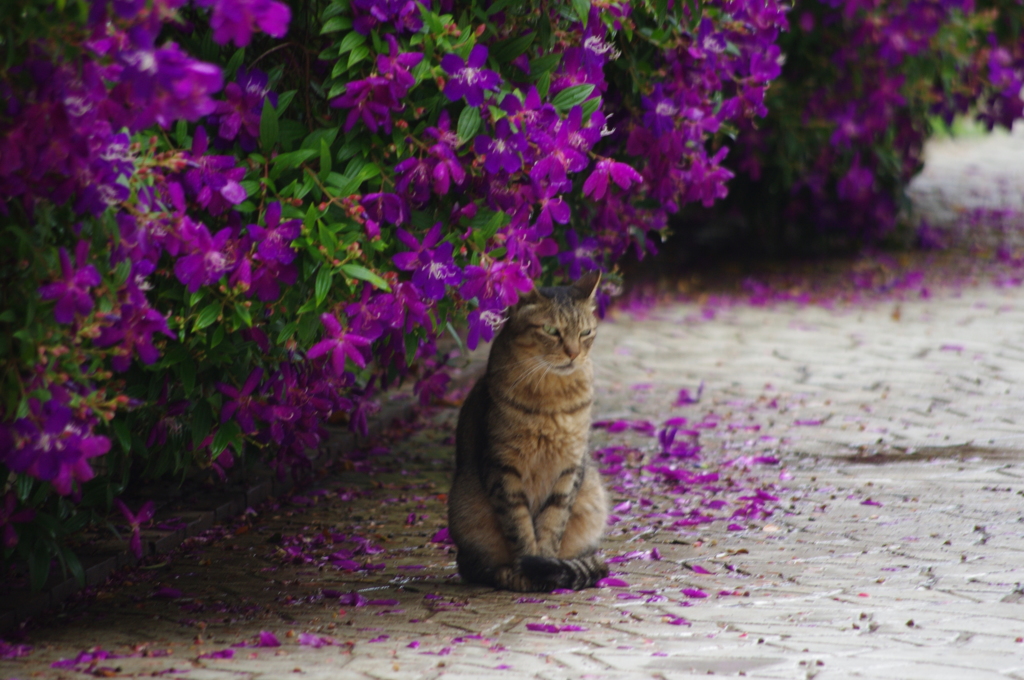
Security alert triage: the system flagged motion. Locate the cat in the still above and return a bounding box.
[448,271,609,592]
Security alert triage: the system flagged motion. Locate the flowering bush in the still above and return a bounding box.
[721,0,1024,248]
[0,0,786,587]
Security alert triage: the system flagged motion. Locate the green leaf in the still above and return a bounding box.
[581,96,602,118]
[301,126,340,151]
[112,259,132,288]
[315,267,333,306]
[59,544,85,586]
[192,401,213,449]
[319,138,332,179]
[276,90,297,116]
[341,264,391,291]
[112,419,131,454]
[491,32,535,63]
[456,106,482,146]
[174,120,188,147]
[225,47,246,77]
[348,45,370,68]
[321,16,352,33]
[273,148,318,171]
[259,98,279,151]
[338,31,366,53]
[552,84,596,113]
[572,0,590,26]
[29,540,52,591]
[180,357,196,394]
[193,302,221,332]
[211,420,242,459]
[234,301,253,328]
[655,0,668,23]
[530,53,562,76]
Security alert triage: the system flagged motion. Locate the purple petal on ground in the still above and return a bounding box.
[526,623,561,633]
[151,587,183,599]
[595,577,629,588]
[198,648,234,659]
[667,617,692,626]
[682,588,708,598]
[793,419,823,426]
[407,641,420,648]
[727,523,745,531]
[861,499,883,507]
[257,631,281,647]
[550,588,574,594]
[690,564,712,574]
[367,635,390,643]
[367,599,399,606]
[430,527,452,543]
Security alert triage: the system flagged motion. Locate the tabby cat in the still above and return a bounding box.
[448,271,609,592]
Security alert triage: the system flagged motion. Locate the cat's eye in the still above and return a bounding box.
[580,328,593,337]
[542,325,559,336]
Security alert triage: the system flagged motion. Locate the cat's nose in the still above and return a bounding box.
[565,344,580,360]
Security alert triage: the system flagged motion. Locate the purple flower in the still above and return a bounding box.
[557,229,601,280]
[331,76,399,133]
[218,368,265,434]
[209,67,274,150]
[465,307,506,350]
[424,111,466,195]
[38,241,101,324]
[197,0,292,47]
[249,202,301,265]
[460,260,533,309]
[392,223,463,300]
[475,118,528,175]
[582,159,644,200]
[308,314,372,375]
[0,493,35,550]
[95,302,176,371]
[377,35,423,101]
[441,45,501,106]
[2,399,110,496]
[361,192,408,226]
[351,0,424,34]
[173,219,233,292]
[114,499,155,559]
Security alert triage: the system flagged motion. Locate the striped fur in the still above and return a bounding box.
[448,272,609,592]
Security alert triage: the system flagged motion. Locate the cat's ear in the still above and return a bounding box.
[516,286,544,307]
[571,271,602,300]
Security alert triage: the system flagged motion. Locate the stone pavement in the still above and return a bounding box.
[5,256,1024,680]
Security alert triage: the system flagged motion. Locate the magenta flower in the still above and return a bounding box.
[38,241,101,324]
[475,118,528,175]
[173,219,233,292]
[249,202,301,265]
[330,76,399,133]
[308,314,372,375]
[556,229,600,280]
[209,67,274,150]
[198,0,291,47]
[465,307,506,350]
[218,368,265,434]
[392,223,463,300]
[0,493,35,550]
[377,35,423,101]
[460,260,533,309]
[115,499,155,559]
[582,159,644,200]
[441,45,501,106]
[95,302,176,372]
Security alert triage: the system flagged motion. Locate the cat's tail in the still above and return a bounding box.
[499,554,608,592]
